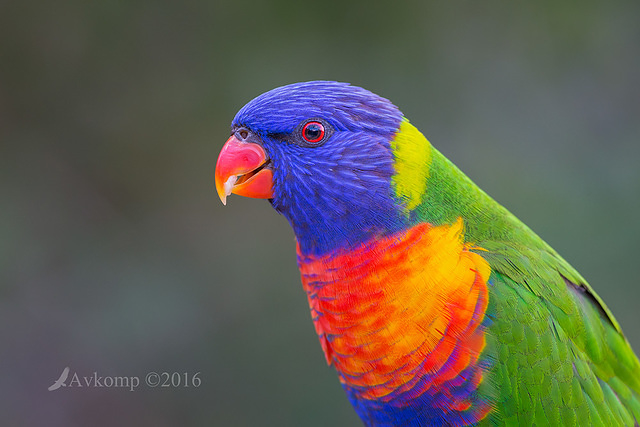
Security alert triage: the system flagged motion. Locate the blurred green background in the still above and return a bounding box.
[1,1,639,426]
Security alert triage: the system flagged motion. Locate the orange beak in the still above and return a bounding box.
[215,135,274,205]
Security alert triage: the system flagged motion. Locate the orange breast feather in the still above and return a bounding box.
[297,218,491,407]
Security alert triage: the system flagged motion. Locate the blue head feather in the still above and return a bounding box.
[232,81,407,256]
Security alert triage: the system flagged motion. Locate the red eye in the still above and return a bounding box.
[302,121,325,143]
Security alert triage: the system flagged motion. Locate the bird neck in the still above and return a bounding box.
[407,144,528,246]
[279,201,407,258]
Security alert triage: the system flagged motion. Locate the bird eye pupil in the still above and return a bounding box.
[302,122,325,143]
[305,125,321,139]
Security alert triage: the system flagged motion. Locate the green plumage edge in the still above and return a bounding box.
[406,146,640,426]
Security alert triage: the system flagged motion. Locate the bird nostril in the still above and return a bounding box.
[238,129,249,140]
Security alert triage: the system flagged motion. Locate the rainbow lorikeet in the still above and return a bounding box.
[214,81,640,426]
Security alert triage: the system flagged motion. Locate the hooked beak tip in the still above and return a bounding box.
[218,175,238,205]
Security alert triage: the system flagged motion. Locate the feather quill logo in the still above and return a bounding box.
[48,366,70,391]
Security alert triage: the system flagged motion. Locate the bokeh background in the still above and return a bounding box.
[1,1,639,426]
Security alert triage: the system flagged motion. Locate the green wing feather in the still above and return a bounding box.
[409,144,640,425]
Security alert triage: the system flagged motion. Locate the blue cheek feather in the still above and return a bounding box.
[265,132,408,257]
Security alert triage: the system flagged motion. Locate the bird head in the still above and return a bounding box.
[215,81,431,256]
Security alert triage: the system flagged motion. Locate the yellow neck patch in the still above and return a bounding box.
[390,118,432,211]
